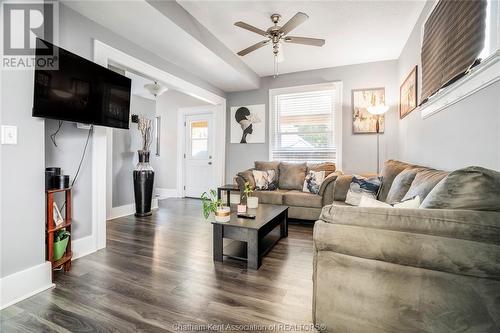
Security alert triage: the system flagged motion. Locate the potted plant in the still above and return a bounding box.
[201,189,230,222]
[244,182,258,209]
[53,230,70,261]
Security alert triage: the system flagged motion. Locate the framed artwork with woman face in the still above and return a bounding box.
[230,104,265,143]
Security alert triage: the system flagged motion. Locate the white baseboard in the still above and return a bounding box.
[107,203,135,220]
[156,188,181,199]
[72,235,97,260]
[0,262,54,310]
[107,199,159,221]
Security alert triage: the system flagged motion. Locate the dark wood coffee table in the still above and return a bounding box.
[212,204,288,270]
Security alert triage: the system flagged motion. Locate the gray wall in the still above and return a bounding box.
[1,70,46,278]
[225,60,399,182]
[155,90,208,190]
[45,121,93,240]
[397,1,500,171]
[43,4,224,241]
[112,96,156,207]
[1,2,224,280]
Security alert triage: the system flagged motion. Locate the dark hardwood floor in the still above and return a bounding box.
[1,199,315,332]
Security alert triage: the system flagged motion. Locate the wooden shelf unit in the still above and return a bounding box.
[46,187,72,280]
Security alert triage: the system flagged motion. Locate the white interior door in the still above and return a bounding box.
[184,113,215,198]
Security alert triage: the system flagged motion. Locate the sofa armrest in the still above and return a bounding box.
[235,168,255,195]
[315,206,500,279]
[319,171,342,206]
[331,174,353,201]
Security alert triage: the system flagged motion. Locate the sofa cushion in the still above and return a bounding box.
[255,161,280,177]
[283,190,323,208]
[385,167,425,204]
[237,169,255,189]
[307,162,336,177]
[378,160,414,202]
[421,166,500,211]
[402,169,449,201]
[278,162,307,190]
[252,189,288,205]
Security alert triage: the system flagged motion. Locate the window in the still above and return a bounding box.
[269,83,341,164]
[190,120,208,158]
[421,0,489,102]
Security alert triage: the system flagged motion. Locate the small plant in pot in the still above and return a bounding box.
[244,182,258,209]
[53,230,70,261]
[201,189,230,222]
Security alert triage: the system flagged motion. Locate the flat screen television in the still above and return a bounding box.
[33,39,131,129]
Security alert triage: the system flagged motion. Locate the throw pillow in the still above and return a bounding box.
[302,170,326,194]
[394,195,421,208]
[385,167,425,204]
[252,169,277,190]
[421,166,500,211]
[401,169,449,201]
[358,196,392,208]
[359,195,421,209]
[278,162,307,190]
[378,160,414,202]
[345,176,382,206]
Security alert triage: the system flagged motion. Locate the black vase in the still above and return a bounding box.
[133,150,154,217]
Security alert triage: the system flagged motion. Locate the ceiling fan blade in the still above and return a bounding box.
[234,21,268,37]
[280,12,308,35]
[237,40,269,56]
[284,36,325,47]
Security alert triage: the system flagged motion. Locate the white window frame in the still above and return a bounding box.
[268,82,343,170]
[419,0,500,119]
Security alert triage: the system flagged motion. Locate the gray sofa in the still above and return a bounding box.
[313,160,500,332]
[234,161,341,220]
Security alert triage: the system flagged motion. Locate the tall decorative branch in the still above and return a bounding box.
[137,117,153,152]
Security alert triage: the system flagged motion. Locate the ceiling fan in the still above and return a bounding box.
[234,12,325,77]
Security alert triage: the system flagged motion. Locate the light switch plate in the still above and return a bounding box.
[1,125,18,144]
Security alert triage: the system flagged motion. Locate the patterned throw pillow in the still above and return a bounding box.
[302,170,326,194]
[252,170,277,190]
[345,175,382,206]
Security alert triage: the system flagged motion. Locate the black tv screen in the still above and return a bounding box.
[33,39,131,129]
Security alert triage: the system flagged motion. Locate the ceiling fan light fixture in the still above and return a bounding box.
[233,12,325,78]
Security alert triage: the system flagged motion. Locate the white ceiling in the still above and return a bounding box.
[62,0,259,92]
[178,1,426,77]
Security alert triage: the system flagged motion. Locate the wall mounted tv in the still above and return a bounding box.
[33,39,131,129]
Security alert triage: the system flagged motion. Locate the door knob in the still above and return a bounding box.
[208,162,212,165]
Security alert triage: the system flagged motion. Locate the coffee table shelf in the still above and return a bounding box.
[212,204,288,270]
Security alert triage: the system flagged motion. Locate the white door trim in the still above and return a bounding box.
[92,40,226,253]
[177,105,225,197]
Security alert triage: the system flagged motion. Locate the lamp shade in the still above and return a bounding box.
[367,104,389,115]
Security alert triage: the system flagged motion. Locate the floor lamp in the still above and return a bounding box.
[367,101,389,173]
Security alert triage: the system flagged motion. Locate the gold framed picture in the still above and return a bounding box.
[352,88,385,134]
[400,66,418,119]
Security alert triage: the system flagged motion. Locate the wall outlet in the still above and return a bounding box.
[1,125,17,145]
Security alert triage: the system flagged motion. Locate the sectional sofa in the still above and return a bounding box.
[313,160,500,332]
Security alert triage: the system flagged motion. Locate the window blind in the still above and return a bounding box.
[271,89,336,163]
[421,0,487,102]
